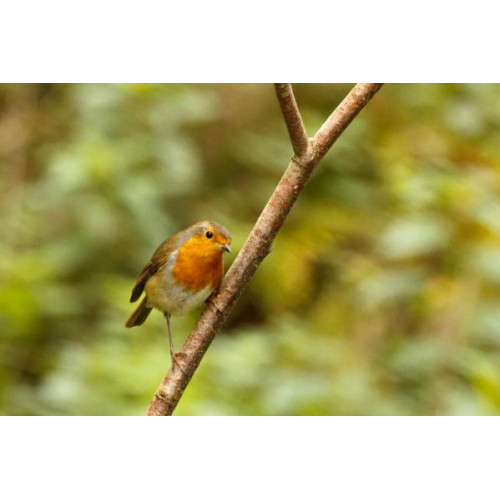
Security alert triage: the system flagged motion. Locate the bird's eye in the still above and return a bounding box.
[205,231,213,239]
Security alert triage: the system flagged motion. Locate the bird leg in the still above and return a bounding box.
[164,313,187,375]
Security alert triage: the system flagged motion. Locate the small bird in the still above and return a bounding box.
[125,221,232,371]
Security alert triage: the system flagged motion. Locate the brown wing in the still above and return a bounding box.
[129,260,160,302]
[129,235,179,303]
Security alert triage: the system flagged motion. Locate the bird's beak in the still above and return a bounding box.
[220,243,231,253]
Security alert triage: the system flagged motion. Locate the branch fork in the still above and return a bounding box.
[146,83,383,416]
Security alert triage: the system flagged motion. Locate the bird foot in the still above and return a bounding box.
[206,299,222,316]
[170,351,188,376]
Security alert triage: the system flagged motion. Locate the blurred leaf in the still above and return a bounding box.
[378,216,453,260]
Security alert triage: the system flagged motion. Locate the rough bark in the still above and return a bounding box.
[146,83,384,416]
[273,83,309,156]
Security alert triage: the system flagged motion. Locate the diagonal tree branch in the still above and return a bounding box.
[314,83,383,158]
[273,83,310,157]
[146,83,384,416]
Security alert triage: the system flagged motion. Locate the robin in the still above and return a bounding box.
[125,221,232,371]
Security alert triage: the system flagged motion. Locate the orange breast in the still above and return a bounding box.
[172,237,224,292]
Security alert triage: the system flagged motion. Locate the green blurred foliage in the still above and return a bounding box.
[1,83,500,415]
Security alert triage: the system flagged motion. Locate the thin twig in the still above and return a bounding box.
[314,83,383,158]
[274,83,310,157]
[146,83,384,416]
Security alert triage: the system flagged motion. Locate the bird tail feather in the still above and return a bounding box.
[125,297,152,328]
